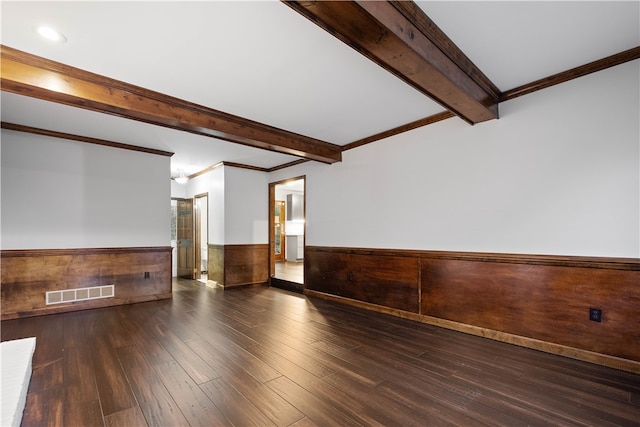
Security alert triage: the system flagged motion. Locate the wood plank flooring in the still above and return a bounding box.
[274,261,304,284]
[2,278,639,426]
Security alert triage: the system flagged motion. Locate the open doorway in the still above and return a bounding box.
[269,177,305,291]
[175,198,194,279]
[171,194,207,282]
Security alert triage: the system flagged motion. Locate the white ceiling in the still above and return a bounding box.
[2,1,638,176]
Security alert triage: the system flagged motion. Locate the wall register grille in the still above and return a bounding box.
[46,285,114,305]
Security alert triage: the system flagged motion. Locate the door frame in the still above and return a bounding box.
[269,176,306,279]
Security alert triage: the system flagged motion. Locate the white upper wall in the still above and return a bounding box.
[271,61,639,258]
[13,59,632,255]
[170,179,188,199]
[183,166,225,245]
[224,167,269,245]
[1,131,170,249]
[172,165,268,245]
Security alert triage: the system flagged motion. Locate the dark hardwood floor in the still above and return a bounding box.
[2,278,639,426]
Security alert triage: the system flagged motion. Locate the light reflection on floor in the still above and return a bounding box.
[275,261,304,284]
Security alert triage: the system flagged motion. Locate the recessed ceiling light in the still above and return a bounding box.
[36,26,67,43]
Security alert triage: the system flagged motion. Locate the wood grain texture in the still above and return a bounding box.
[117,345,190,426]
[222,244,269,288]
[2,279,639,426]
[306,249,419,313]
[0,246,172,319]
[390,1,501,100]
[284,1,498,124]
[208,244,269,288]
[421,257,640,362]
[305,246,640,370]
[1,45,341,163]
[207,244,225,285]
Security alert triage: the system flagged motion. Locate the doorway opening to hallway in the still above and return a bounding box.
[269,177,305,290]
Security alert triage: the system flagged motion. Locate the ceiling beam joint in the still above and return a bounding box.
[284,0,499,124]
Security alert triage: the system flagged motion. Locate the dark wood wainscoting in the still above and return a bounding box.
[306,249,419,312]
[305,246,640,373]
[207,244,225,285]
[1,247,172,320]
[208,244,269,288]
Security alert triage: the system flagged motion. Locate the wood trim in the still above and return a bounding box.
[188,161,266,181]
[304,289,640,374]
[343,111,456,151]
[0,246,172,258]
[187,162,225,181]
[220,161,267,172]
[190,160,310,180]
[223,244,270,249]
[268,175,306,278]
[2,120,309,178]
[501,46,640,101]
[306,246,640,271]
[1,122,174,157]
[284,1,498,124]
[267,159,310,172]
[0,45,342,164]
[269,183,277,278]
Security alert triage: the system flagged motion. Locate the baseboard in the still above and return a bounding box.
[305,289,640,374]
[1,246,172,319]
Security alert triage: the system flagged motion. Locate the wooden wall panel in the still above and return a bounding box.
[1,247,172,320]
[306,248,419,312]
[222,244,269,288]
[421,257,640,362]
[206,244,269,288]
[208,244,225,285]
[305,246,640,371]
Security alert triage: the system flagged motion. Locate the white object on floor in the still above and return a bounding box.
[1,337,36,427]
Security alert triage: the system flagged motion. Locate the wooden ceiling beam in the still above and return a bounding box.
[284,1,499,124]
[0,45,342,164]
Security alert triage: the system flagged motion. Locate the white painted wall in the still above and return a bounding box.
[224,167,269,244]
[270,61,639,258]
[185,167,225,245]
[170,165,268,245]
[170,179,188,199]
[1,131,170,249]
